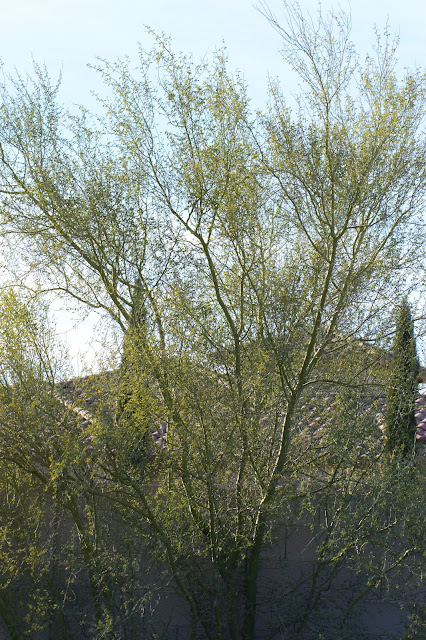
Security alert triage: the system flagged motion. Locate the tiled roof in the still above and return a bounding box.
[415,394,426,443]
[58,373,426,449]
[300,389,426,449]
[58,372,168,446]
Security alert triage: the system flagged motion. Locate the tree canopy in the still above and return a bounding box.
[0,3,425,639]
[385,299,420,455]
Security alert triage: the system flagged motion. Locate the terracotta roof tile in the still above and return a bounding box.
[58,373,426,453]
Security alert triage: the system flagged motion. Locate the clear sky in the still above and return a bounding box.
[1,0,425,371]
[2,0,425,108]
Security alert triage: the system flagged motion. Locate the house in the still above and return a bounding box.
[0,362,425,640]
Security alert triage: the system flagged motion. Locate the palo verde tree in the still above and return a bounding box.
[0,3,426,638]
[0,290,154,639]
[385,299,420,455]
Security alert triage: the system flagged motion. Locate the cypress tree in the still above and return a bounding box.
[115,280,152,469]
[385,299,419,456]
[116,280,147,422]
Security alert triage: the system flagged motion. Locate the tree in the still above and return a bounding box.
[0,3,426,638]
[0,290,156,639]
[385,299,419,455]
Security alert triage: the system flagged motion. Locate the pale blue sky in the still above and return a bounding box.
[2,0,425,109]
[1,0,425,370]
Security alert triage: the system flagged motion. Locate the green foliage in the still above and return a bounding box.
[0,3,425,638]
[385,299,419,456]
[403,602,426,639]
[0,291,157,639]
